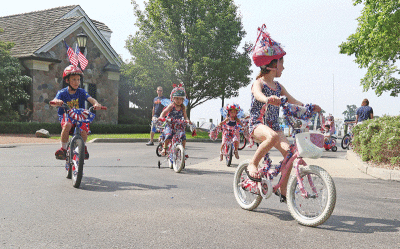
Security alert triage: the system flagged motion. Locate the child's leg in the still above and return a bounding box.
[273,131,291,196]
[61,122,72,144]
[182,139,186,148]
[248,125,279,178]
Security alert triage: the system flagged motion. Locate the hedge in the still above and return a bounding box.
[0,121,150,134]
[352,115,400,167]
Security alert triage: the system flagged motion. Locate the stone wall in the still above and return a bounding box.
[27,28,119,124]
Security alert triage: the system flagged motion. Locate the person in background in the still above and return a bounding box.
[355,98,373,124]
[146,86,167,146]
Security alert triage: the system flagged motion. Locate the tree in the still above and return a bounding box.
[0,29,31,121]
[339,1,400,97]
[124,0,252,118]
[342,104,357,121]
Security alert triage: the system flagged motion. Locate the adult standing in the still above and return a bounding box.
[355,98,373,124]
[146,86,167,145]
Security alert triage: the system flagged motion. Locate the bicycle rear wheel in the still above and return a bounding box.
[69,137,85,188]
[341,134,351,150]
[287,165,336,227]
[238,133,246,150]
[156,143,163,157]
[173,144,185,173]
[233,161,262,210]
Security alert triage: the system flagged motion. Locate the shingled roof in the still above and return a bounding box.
[0,5,112,58]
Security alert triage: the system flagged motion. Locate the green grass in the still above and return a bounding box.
[50,131,219,141]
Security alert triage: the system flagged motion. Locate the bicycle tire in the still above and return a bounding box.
[286,165,336,227]
[331,146,337,152]
[341,134,351,150]
[238,133,246,150]
[173,145,185,173]
[226,144,233,167]
[156,143,163,157]
[65,141,72,179]
[233,160,262,210]
[70,137,85,188]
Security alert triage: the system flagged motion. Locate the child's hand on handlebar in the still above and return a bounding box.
[267,96,281,106]
[93,103,102,110]
[50,99,64,107]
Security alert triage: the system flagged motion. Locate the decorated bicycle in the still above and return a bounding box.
[233,97,336,227]
[209,103,244,167]
[50,101,107,188]
[321,114,337,152]
[238,117,251,150]
[341,120,355,150]
[156,84,196,173]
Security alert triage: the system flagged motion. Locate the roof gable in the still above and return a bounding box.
[0,5,121,66]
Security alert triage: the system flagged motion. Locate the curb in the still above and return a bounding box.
[346,150,400,181]
[89,138,222,143]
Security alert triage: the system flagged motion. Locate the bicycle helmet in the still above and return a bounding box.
[63,65,83,80]
[170,84,186,101]
[220,103,244,119]
[251,24,286,68]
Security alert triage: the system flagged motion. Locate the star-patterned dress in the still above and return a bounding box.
[163,105,187,140]
[249,81,282,135]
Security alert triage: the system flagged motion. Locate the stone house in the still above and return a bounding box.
[0,5,123,124]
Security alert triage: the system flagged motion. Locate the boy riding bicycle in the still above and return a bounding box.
[50,65,102,160]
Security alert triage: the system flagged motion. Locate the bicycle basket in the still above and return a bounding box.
[295,131,324,159]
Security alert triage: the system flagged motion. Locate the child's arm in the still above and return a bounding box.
[182,107,192,124]
[159,104,173,119]
[251,79,269,103]
[218,118,229,127]
[50,98,63,107]
[87,97,102,109]
[280,84,303,106]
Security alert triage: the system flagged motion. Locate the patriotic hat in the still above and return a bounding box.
[220,103,244,119]
[170,84,186,101]
[63,65,83,79]
[251,24,286,67]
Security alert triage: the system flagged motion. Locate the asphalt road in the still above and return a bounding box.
[0,142,399,248]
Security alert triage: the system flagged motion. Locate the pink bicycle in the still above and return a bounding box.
[210,124,241,167]
[233,98,336,227]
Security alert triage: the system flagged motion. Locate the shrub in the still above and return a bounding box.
[352,115,400,167]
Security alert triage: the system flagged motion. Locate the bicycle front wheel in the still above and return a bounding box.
[69,137,85,188]
[233,161,262,210]
[341,134,351,150]
[173,145,185,173]
[226,144,233,167]
[238,133,246,150]
[65,141,72,179]
[287,165,336,227]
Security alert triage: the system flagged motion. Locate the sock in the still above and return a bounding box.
[61,142,68,150]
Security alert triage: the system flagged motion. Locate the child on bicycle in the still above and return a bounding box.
[50,65,102,160]
[246,25,321,201]
[323,124,332,145]
[217,104,243,161]
[158,84,191,156]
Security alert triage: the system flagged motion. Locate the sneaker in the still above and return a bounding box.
[146,141,154,146]
[85,146,89,160]
[55,148,67,160]
[234,150,239,159]
[185,151,189,158]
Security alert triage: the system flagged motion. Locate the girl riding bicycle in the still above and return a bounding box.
[158,84,192,156]
[217,104,243,161]
[247,25,321,200]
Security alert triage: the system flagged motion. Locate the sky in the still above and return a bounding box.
[1,1,399,125]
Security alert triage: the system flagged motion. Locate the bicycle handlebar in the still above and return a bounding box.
[49,101,107,111]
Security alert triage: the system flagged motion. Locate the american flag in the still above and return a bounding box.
[75,45,89,70]
[64,41,78,67]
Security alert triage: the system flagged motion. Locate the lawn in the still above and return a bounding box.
[50,130,219,141]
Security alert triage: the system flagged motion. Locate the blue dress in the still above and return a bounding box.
[249,81,282,135]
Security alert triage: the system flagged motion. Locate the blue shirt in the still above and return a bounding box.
[356,106,373,122]
[55,87,91,117]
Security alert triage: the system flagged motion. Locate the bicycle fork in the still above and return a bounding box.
[294,156,318,198]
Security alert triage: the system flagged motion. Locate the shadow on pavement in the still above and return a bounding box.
[80,176,178,192]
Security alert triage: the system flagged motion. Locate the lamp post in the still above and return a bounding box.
[76,32,87,88]
[76,32,88,54]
